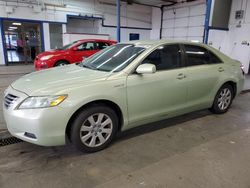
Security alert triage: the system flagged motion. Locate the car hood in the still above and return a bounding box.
[11,64,111,96]
[37,49,66,58]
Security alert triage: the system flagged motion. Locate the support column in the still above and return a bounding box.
[116,0,121,42]
[43,23,51,51]
[204,0,213,44]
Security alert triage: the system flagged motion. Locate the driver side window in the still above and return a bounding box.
[142,44,182,71]
[77,42,95,51]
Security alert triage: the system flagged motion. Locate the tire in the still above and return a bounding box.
[70,105,119,153]
[210,84,234,114]
[54,60,69,67]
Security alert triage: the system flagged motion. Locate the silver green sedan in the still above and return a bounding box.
[3,40,245,152]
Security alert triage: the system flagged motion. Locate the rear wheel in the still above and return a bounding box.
[55,60,69,67]
[70,106,118,152]
[210,84,233,114]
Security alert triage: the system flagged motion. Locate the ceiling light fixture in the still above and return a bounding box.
[12,22,22,26]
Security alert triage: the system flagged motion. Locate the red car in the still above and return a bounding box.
[34,39,116,70]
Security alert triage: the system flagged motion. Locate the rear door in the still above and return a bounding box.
[182,44,224,109]
[126,44,188,126]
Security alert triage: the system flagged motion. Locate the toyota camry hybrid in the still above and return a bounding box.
[3,40,244,152]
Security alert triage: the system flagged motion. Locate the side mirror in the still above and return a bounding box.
[136,64,156,74]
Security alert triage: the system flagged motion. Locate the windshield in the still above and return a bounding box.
[58,41,78,50]
[79,44,145,72]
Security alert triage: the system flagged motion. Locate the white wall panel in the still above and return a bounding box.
[163,10,175,20]
[151,7,161,29]
[175,18,189,27]
[208,0,250,73]
[245,0,250,23]
[190,4,206,16]
[150,29,160,39]
[162,28,174,37]
[187,36,203,42]
[163,19,175,28]
[175,7,189,18]
[188,27,204,36]
[174,28,188,37]
[189,15,205,26]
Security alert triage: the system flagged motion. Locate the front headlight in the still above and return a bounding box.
[40,55,54,61]
[17,95,67,109]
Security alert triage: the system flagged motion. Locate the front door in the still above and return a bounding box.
[126,44,188,126]
[73,41,98,62]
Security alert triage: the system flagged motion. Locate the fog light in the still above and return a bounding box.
[40,62,48,69]
[24,132,37,139]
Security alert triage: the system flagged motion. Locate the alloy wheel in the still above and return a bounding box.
[79,113,113,147]
[218,88,232,110]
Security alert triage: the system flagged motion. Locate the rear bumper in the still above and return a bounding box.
[3,87,68,146]
[237,76,245,94]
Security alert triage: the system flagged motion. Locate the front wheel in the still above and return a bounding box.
[210,84,233,114]
[55,60,69,67]
[70,106,118,153]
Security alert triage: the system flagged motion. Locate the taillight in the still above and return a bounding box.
[240,63,245,75]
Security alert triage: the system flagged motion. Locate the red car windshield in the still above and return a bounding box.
[58,41,78,50]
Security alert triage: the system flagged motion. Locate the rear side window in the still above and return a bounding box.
[184,45,210,66]
[77,42,95,50]
[142,44,182,71]
[96,42,110,50]
[209,51,222,64]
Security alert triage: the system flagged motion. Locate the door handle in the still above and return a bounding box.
[218,67,224,72]
[177,73,186,80]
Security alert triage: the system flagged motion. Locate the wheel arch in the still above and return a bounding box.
[221,80,237,98]
[54,59,70,67]
[65,99,124,142]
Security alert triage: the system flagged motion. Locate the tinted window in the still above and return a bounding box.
[209,51,222,64]
[96,42,110,50]
[77,42,95,50]
[142,44,182,71]
[184,45,210,66]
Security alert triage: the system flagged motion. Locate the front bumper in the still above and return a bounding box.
[34,58,53,71]
[3,86,68,146]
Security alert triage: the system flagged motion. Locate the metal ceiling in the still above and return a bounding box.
[122,0,198,6]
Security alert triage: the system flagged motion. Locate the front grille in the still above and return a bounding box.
[4,94,19,109]
[0,137,23,146]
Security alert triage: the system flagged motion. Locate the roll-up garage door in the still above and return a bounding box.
[162,2,206,42]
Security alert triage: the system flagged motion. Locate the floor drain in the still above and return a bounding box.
[0,137,23,147]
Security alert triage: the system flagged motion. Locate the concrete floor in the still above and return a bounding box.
[0,65,250,188]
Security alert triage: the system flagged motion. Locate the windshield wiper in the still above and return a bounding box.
[80,64,97,70]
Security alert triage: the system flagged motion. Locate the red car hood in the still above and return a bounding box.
[36,49,67,59]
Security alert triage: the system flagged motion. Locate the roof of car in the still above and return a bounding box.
[122,39,204,46]
[77,39,116,42]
